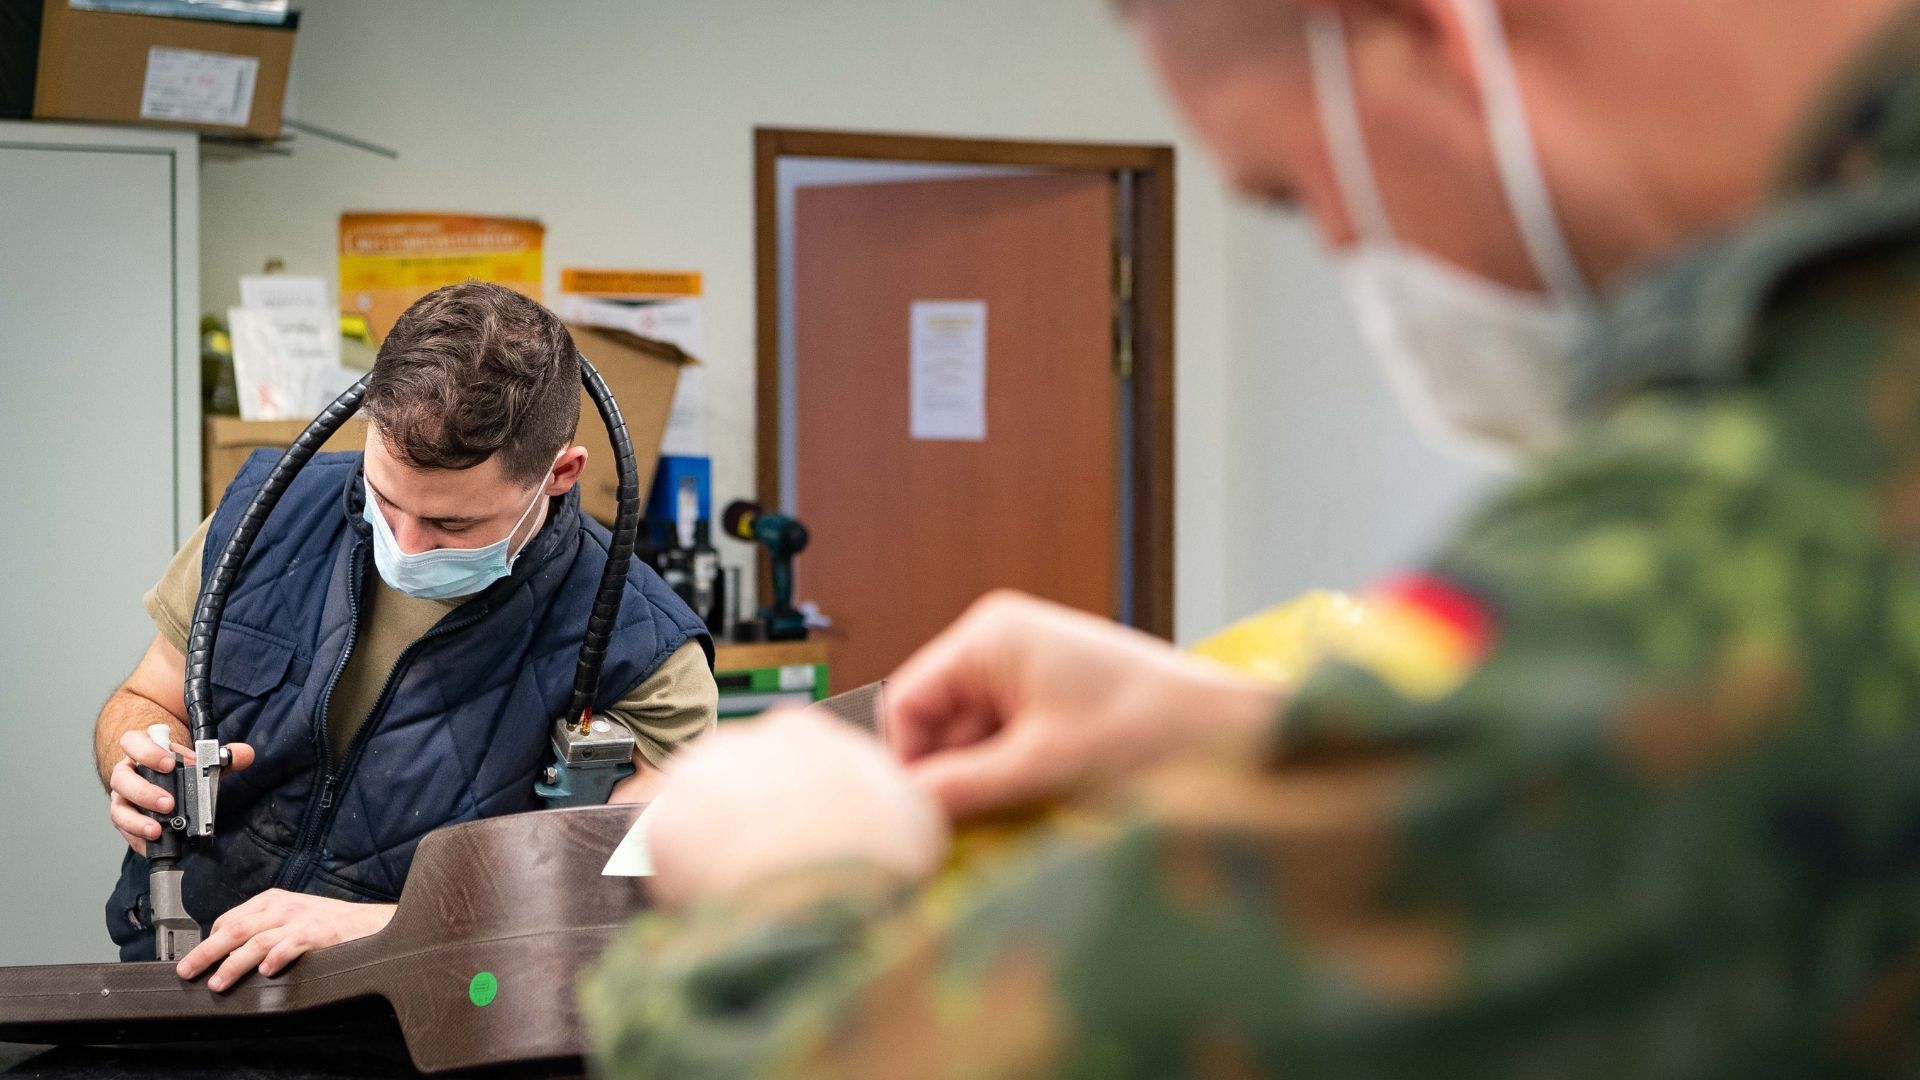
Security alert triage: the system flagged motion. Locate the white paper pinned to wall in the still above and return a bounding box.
[228,306,340,420]
[239,274,330,311]
[910,300,987,441]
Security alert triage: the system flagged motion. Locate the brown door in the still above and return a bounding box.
[794,172,1119,690]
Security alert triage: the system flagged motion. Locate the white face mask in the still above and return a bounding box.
[1305,0,1597,464]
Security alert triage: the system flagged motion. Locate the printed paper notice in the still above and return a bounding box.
[228,307,340,420]
[141,47,258,128]
[240,275,330,311]
[558,270,707,455]
[910,301,987,441]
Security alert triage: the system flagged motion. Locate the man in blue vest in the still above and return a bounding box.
[92,281,716,988]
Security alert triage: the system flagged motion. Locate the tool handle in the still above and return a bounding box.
[137,726,186,864]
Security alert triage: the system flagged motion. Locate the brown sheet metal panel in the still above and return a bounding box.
[0,805,645,1074]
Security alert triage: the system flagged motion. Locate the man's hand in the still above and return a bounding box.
[647,710,949,910]
[888,591,1284,818]
[176,890,395,991]
[107,727,255,856]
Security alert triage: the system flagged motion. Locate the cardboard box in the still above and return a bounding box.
[34,0,294,139]
[200,327,691,527]
[204,416,367,517]
[569,324,695,527]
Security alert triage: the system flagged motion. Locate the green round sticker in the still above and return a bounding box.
[468,971,498,1008]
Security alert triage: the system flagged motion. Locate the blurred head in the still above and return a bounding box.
[1121,0,1905,458]
[1125,0,1906,291]
[361,281,587,556]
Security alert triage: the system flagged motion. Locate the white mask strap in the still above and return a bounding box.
[1306,10,1398,245]
[504,477,549,565]
[1450,0,1593,306]
[1307,2,1593,305]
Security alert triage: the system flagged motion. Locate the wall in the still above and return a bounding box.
[1217,204,1492,616]
[200,0,1237,641]
[202,0,1491,640]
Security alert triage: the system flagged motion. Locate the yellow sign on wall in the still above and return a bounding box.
[338,213,545,342]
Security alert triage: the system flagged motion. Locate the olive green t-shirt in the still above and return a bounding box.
[145,516,715,765]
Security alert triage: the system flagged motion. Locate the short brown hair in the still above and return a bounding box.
[365,281,579,484]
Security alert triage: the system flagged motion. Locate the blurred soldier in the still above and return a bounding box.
[589,0,1920,1075]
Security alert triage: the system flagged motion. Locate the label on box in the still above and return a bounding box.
[141,47,259,127]
[778,665,817,693]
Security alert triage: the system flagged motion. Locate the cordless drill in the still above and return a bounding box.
[721,500,810,641]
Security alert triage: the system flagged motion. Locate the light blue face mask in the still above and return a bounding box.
[362,480,546,600]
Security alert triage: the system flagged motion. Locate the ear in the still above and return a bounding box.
[546,446,588,496]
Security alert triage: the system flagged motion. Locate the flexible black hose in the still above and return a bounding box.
[570,353,640,726]
[185,374,372,744]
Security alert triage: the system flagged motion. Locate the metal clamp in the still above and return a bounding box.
[534,716,636,808]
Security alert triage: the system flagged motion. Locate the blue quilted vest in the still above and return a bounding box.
[106,450,711,960]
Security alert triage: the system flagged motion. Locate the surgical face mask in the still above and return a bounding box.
[1305,0,1597,463]
[362,479,546,600]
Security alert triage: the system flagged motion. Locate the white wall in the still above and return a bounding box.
[202,0,1487,642]
[1218,204,1492,617]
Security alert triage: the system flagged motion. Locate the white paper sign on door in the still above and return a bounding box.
[910,300,987,441]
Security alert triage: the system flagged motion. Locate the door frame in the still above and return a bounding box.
[754,127,1177,639]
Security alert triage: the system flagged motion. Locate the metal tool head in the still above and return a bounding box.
[180,739,225,838]
[148,868,201,963]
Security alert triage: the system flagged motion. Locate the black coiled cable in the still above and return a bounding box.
[184,374,371,744]
[184,354,639,745]
[570,355,639,727]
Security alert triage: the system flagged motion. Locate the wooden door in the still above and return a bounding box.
[794,172,1118,690]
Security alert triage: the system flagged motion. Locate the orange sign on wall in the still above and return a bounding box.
[339,213,545,341]
[558,268,702,299]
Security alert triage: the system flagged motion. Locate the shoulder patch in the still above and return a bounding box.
[1330,574,1495,702]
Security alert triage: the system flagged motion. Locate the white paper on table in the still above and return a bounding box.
[240,275,331,312]
[601,797,665,877]
[228,306,341,420]
[910,301,988,441]
[140,46,258,128]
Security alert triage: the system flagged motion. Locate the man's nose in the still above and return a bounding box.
[391,518,434,555]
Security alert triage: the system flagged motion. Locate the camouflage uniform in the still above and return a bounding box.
[584,11,1920,1077]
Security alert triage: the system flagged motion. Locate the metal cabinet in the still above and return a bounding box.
[0,122,199,963]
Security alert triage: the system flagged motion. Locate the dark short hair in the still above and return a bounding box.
[365,281,579,485]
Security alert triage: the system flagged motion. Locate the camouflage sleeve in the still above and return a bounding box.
[583,400,1916,1078]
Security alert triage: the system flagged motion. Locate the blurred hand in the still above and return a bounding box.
[648,710,949,910]
[888,591,1283,818]
[108,728,254,855]
[176,889,394,991]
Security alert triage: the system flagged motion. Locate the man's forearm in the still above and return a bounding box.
[95,688,187,789]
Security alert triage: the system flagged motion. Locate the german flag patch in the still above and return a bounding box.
[1330,574,1495,701]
